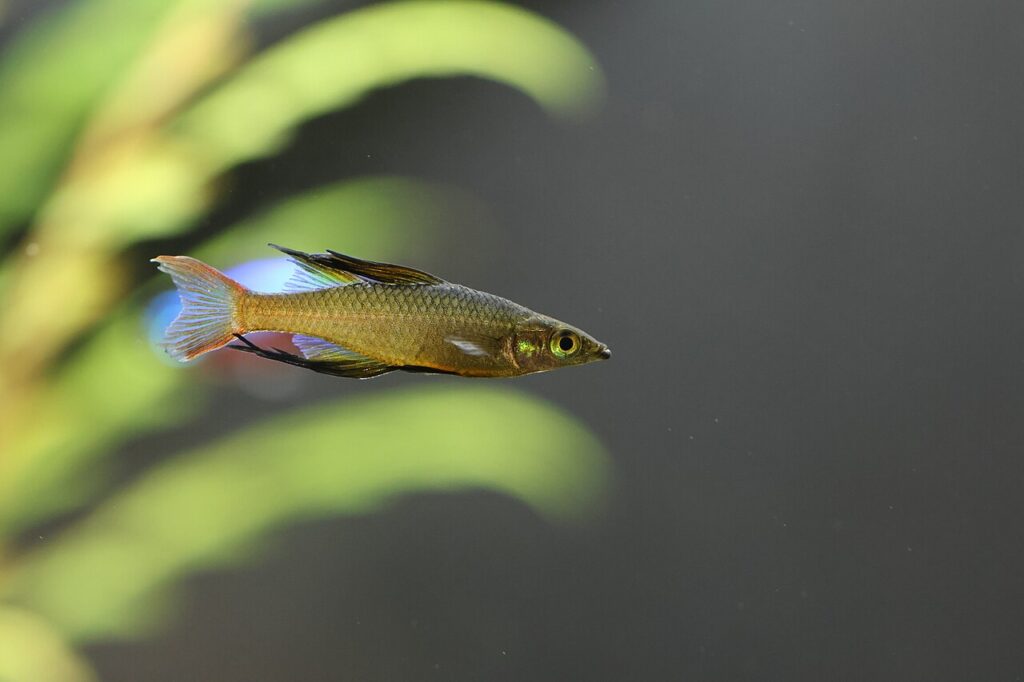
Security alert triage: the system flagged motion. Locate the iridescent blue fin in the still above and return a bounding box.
[273,245,361,292]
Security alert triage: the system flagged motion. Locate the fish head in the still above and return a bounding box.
[512,315,611,374]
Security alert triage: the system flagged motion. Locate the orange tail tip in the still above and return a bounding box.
[151,256,246,361]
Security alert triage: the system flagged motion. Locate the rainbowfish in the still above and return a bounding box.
[152,245,610,379]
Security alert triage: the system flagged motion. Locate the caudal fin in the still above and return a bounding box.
[152,256,245,361]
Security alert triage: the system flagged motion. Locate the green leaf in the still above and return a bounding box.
[0,0,185,237]
[7,1,602,251]
[0,607,97,682]
[177,0,605,171]
[249,0,326,14]
[193,175,489,265]
[3,386,609,643]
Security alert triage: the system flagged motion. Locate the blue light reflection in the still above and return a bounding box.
[146,258,297,353]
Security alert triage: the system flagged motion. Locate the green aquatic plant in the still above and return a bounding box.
[0,1,607,679]
[0,607,96,682]
[3,387,608,642]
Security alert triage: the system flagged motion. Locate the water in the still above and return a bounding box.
[5,1,1024,680]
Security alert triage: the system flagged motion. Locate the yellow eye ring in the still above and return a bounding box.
[551,331,580,358]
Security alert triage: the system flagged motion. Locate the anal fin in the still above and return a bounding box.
[293,334,364,362]
[229,334,394,379]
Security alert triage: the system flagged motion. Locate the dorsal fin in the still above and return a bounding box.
[269,244,443,288]
[272,244,361,291]
[324,249,444,285]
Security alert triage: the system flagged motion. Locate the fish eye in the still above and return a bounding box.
[551,330,580,358]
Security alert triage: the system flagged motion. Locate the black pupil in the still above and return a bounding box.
[559,336,575,352]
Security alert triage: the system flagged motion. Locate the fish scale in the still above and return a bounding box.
[241,283,524,371]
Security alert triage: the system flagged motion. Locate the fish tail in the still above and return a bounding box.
[151,256,246,361]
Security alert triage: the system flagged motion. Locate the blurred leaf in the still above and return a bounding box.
[35,0,602,249]
[0,0,251,394]
[177,0,605,169]
[0,0,190,237]
[249,0,325,14]
[0,312,190,541]
[3,386,609,642]
[0,177,489,539]
[7,0,603,252]
[0,607,97,682]
[194,175,488,265]
[75,2,248,148]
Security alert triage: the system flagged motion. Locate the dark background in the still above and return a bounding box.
[10,0,1024,679]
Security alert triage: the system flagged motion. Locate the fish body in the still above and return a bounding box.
[242,283,536,376]
[152,245,610,379]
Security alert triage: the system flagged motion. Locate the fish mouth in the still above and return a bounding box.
[597,345,612,360]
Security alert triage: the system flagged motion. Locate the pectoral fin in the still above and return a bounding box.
[445,333,504,359]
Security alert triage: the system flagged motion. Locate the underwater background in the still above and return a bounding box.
[1,0,1023,680]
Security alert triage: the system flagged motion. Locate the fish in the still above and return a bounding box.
[151,244,611,379]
